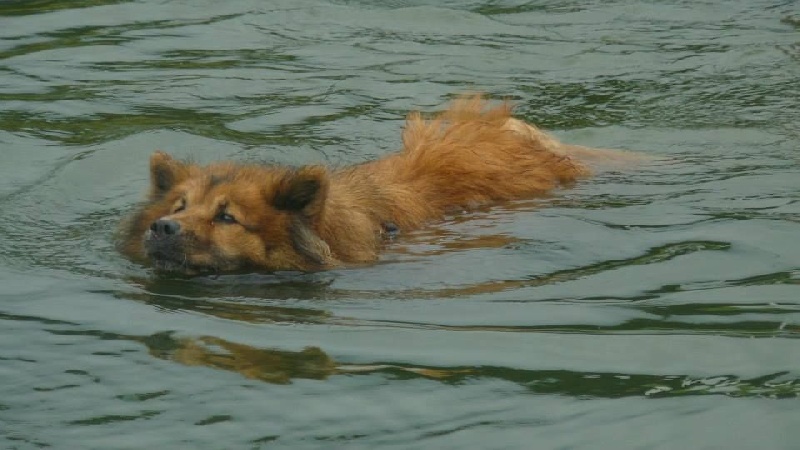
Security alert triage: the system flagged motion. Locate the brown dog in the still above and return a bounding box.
[119,95,615,274]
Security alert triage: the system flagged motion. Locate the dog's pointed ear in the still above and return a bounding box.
[272,166,330,218]
[149,151,189,198]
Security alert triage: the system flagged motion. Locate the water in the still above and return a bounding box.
[1,1,798,449]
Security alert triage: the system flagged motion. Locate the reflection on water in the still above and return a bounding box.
[146,334,800,398]
[30,320,799,399]
[144,334,336,384]
[1,0,799,448]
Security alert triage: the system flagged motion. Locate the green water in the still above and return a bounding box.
[1,1,798,449]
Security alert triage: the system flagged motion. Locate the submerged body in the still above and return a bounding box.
[119,96,611,274]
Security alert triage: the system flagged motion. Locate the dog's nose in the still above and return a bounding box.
[150,219,181,236]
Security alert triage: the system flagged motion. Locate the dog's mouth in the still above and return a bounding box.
[148,252,192,273]
[142,231,246,276]
[144,231,206,275]
[146,249,203,275]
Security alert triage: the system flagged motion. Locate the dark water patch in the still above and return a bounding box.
[0,0,131,17]
[728,271,800,287]
[194,414,233,426]
[0,107,351,146]
[517,75,800,130]
[115,390,169,402]
[68,410,162,426]
[356,365,800,399]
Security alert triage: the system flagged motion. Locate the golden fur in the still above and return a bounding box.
[119,95,614,274]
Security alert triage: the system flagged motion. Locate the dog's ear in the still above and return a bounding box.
[149,151,189,198]
[272,166,330,219]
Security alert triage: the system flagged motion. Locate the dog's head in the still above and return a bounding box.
[120,151,335,274]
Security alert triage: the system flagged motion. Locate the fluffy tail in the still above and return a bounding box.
[387,95,589,213]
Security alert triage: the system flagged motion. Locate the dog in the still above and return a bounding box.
[119,95,624,274]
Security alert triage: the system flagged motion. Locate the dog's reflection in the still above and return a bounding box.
[139,332,465,384]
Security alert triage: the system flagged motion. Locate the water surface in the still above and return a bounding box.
[1,1,799,449]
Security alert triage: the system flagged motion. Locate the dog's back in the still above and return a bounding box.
[338,95,590,230]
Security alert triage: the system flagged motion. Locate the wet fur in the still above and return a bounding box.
[120,95,611,274]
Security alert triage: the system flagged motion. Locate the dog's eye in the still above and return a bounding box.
[215,212,237,224]
[173,199,186,213]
